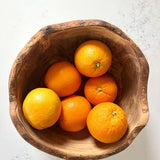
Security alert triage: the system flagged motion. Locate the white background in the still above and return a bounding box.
[0,0,160,160]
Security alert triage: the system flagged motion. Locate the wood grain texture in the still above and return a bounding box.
[9,20,149,160]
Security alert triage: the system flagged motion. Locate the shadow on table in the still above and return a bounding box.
[106,127,151,160]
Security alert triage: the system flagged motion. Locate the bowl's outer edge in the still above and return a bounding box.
[9,19,149,160]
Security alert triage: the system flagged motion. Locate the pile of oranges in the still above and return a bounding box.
[23,40,128,144]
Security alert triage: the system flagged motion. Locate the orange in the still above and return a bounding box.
[45,61,81,97]
[59,95,92,132]
[23,88,61,130]
[87,102,127,143]
[74,40,112,77]
[84,75,118,105]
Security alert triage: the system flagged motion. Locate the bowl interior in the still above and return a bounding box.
[14,25,144,158]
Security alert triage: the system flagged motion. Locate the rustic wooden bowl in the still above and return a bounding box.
[9,20,149,160]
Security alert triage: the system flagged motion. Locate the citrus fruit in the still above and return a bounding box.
[23,88,61,130]
[84,75,118,105]
[59,95,92,132]
[74,40,112,77]
[45,61,81,97]
[87,102,127,143]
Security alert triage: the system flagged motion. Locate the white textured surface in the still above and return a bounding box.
[0,0,160,159]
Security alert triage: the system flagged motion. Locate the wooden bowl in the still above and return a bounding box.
[9,20,149,160]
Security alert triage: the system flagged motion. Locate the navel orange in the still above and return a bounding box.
[23,88,61,130]
[74,40,112,77]
[45,61,81,97]
[84,75,118,105]
[87,102,127,143]
[59,95,92,132]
